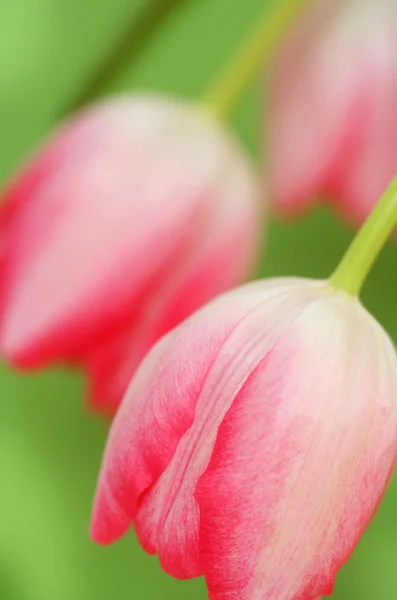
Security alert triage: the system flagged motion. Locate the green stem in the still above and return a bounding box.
[57,0,197,119]
[330,177,397,296]
[204,0,312,120]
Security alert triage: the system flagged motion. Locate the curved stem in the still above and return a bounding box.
[204,0,312,120]
[330,177,397,296]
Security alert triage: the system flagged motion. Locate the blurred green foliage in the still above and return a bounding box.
[1,1,397,599]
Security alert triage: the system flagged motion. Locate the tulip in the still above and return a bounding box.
[90,276,397,599]
[0,94,261,413]
[266,0,397,223]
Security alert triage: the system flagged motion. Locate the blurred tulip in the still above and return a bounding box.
[0,94,261,413]
[267,0,397,223]
[91,277,397,599]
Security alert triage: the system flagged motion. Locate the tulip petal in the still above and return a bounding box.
[90,280,297,544]
[86,147,260,413]
[338,17,397,222]
[267,0,369,215]
[267,0,397,221]
[195,294,397,600]
[0,96,259,372]
[132,280,321,578]
[0,102,198,362]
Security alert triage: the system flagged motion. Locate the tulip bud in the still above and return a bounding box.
[0,94,261,413]
[91,277,397,599]
[266,0,397,223]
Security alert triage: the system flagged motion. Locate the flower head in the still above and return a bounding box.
[0,93,261,413]
[91,277,397,599]
[267,0,397,223]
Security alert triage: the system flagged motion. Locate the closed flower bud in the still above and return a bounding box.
[0,94,261,413]
[91,277,397,599]
[267,0,397,223]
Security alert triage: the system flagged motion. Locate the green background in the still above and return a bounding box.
[1,1,397,598]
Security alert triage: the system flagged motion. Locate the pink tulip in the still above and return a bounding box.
[267,0,397,223]
[91,277,397,599]
[0,94,261,413]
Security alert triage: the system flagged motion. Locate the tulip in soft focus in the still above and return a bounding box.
[91,277,397,599]
[0,94,261,413]
[267,0,397,223]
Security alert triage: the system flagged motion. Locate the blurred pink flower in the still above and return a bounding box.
[91,277,397,599]
[0,94,261,414]
[267,0,397,223]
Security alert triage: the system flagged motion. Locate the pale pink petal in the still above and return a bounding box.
[91,279,317,578]
[132,280,320,579]
[85,141,261,413]
[267,0,397,220]
[195,291,397,600]
[91,277,397,596]
[0,95,259,371]
[90,280,294,544]
[338,17,397,222]
[267,0,368,215]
